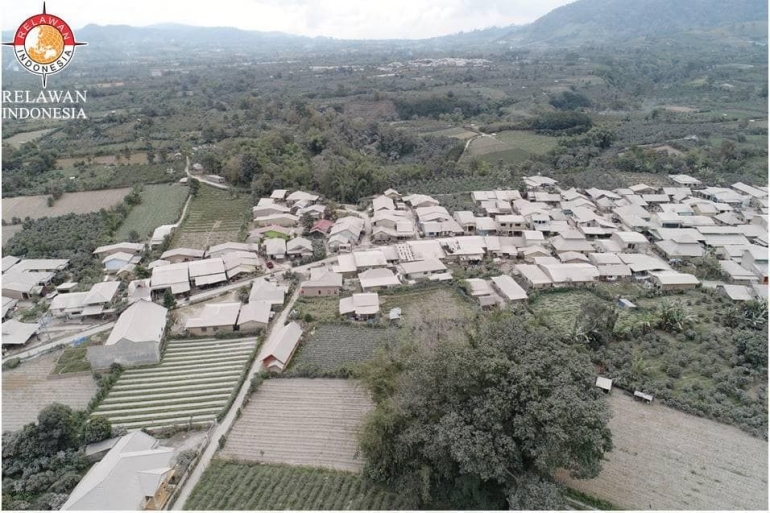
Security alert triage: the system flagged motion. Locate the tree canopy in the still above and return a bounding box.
[357,315,613,509]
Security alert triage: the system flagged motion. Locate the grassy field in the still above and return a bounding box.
[115,184,188,240]
[291,325,398,374]
[558,393,768,510]
[171,185,251,249]
[2,350,97,432]
[464,130,559,163]
[418,126,477,140]
[2,188,130,222]
[185,460,411,510]
[220,378,372,472]
[92,337,256,430]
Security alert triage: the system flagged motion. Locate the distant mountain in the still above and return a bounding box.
[507,0,768,46]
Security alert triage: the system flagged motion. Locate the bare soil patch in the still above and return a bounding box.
[2,350,97,432]
[558,393,767,510]
[220,378,373,472]
[2,188,130,223]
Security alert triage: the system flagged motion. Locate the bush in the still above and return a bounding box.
[665,364,683,379]
[2,358,21,370]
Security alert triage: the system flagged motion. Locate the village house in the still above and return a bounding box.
[398,258,448,281]
[490,275,528,302]
[236,301,272,331]
[649,271,700,291]
[286,237,313,259]
[253,213,299,227]
[495,214,527,235]
[1,319,40,347]
[49,281,121,318]
[87,300,168,369]
[515,264,553,289]
[257,321,303,373]
[249,278,287,309]
[185,302,241,336]
[300,268,343,296]
[102,252,141,273]
[160,248,205,264]
[93,242,145,258]
[339,293,380,320]
[372,195,396,212]
[359,268,401,291]
[741,246,768,284]
[263,238,287,260]
[188,258,227,287]
[654,234,705,260]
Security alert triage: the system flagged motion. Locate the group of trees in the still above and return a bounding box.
[2,404,112,510]
[356,314,613,509]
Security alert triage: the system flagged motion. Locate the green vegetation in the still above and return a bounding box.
[288,325,398,377]
[52,346,92,375]
[115,184,188,240]
[185,460,411,510]
[357,314,612,509]
[529,286,768,437]
[5,207,128,284]
[2,403,113,511]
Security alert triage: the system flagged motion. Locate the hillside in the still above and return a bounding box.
[509,0,768,46]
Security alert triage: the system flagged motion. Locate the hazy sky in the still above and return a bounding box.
[2,0,574,39]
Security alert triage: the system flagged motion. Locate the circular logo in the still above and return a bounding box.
[3,4,86,88]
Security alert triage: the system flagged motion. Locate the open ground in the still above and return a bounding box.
[2,188,131,223]
[220,378,373,472]
[558,392,768,510]
[2,350,97,432]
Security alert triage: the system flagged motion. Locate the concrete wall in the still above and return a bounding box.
[187,325,234,337]
[87,339,160,370]
[300,286,340,296]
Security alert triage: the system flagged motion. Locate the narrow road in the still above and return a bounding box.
[179,255,338,306]
[185,155,229,190]
[171,287,302,510]
[2,321,115,363]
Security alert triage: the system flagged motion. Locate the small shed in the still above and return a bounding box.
[617,298,637,309]
[595,376,613,394]
[634,390,654,404]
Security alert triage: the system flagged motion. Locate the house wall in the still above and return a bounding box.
[238,320,267,331]
[655,282,698,291]
[187,325,234,337]
[300,285,340,296]
[87,339,161,370]
[2,289,29,300]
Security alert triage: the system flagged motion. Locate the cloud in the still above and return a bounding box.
[2,0,574,38]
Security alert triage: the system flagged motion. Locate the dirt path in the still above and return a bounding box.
[171,287,302,510]
[558,393,768,510]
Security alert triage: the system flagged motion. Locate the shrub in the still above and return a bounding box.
[2,358,21,370]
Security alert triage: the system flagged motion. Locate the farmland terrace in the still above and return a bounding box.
[170,185,251,250]
[1,188,131,223]
[92,337,257,431]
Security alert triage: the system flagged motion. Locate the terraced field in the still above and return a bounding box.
[171,185,250,249]
[220,379,373,472]
[92,337,256,430]
[186,460,411,510]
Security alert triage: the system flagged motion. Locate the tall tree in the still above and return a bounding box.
[358,315,613,509]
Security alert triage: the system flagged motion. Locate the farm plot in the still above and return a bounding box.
[1,188,131,223]
[186,460,411,510]
[3,128,55,147]
[171,185,250,249]
[92,337,256,431]
[463,130,558,164]
[419,126,478,140]
[558,393,768,510]
[2,350,97,432]
[2,225,23,248]
[380,286,475,339]
[291,325,398,374]
[115,184,188,240]
[220,379,373,472]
